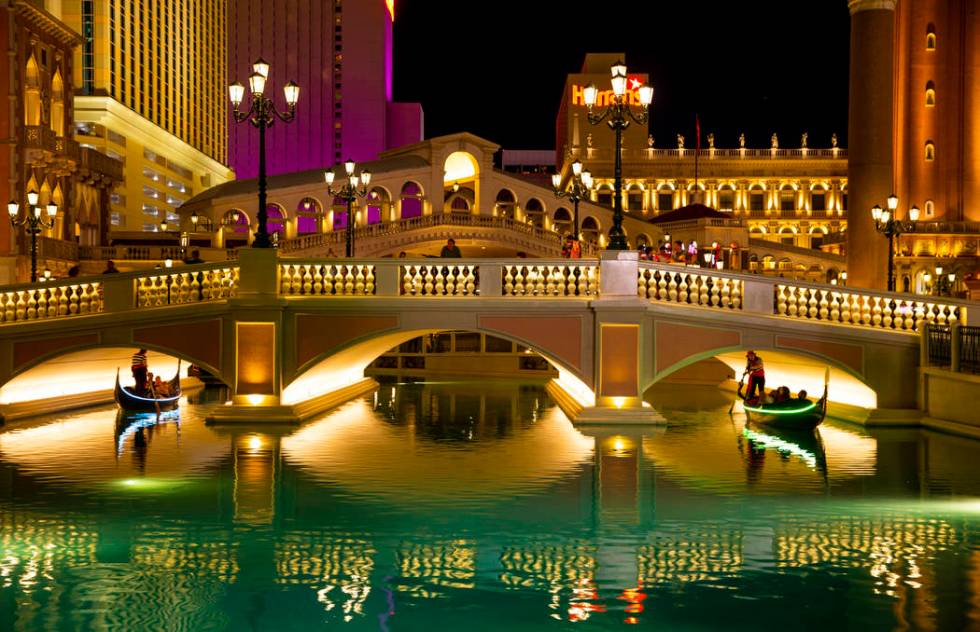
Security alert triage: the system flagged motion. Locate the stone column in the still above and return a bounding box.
[846,0,897,289]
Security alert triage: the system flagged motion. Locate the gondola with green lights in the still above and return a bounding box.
[114,361,182,413]
[736,368,829,430]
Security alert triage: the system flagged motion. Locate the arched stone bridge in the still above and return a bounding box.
[0,249,969,424]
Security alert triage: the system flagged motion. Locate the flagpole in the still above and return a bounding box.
[694,114,700,202]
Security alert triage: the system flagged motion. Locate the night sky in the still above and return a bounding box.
[393,1,852,151]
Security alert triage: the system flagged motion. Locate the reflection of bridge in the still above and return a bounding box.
[0,247,970,424]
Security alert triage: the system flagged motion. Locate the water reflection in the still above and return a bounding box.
[0,382,976,630]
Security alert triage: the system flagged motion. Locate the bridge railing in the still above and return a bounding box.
[638,260,970,333]
[277,213,598,257]
[278,258,601,298]
[134,263,240,307]
[0,277,103,323]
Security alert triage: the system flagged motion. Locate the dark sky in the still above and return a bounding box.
[393,1,852,150]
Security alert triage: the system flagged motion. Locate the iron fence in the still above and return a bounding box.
[960,325,980,374]
[927,324,951,367]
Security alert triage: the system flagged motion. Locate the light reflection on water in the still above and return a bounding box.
[0,381,977,631]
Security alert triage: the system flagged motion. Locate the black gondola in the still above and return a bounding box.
[736,368,829,431]
[114,361,182,412]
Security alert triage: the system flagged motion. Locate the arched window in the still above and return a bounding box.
[495,189,517,219]
[925,141,935,162]
[749,184,766,213]
[400,182,423,219]
[925,81,936,107]
[596,185,613,208]
[524,198,544,228]
[266,204,286,237]
[627,184,643,211]
[926,24,936,51]
[553,207,572,235]
[296,197,321,234]
[925,200,935,217]
[810,185,827,213]
[222,209,250,246]
[24,55,41,126]
[779,185,796,212]
[656,185,674,212]
[367,187,390,224]
[717,185,735,212]
[635,233,651,248]
[581,216,600,244]
[50,69,65,136]
[449,195,470,213]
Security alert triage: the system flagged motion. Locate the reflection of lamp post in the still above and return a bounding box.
[229,58,300,248]
[583,60,654,250]
[871,194,919,292]
[325,159,371,257]
[551,160,593,240]
[8,191,58,283]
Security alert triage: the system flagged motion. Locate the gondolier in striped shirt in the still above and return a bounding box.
[131,348,148,396]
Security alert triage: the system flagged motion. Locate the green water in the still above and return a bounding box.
[0,381,978,631]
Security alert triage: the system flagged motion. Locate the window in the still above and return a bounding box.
[110,211,124,226]
[454,333,481,353]
[143,223,160,232]
[627,187,643,211]
[485,335,513,353]
[926,24,936,51]
[925,200,935,217]
[925,141,935,161]
[780,189,795,212]
[926,81,936,107]
[811,192,826,212]
[750,191,765,212]
[657,192,673,211]
[597,188,613,207]
[810,235,824,249]
[841,192,848,211]
[781,236,795,246]
[718,189,734,211]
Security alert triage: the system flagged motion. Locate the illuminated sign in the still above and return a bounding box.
[385,0,395,20]
[571,75,647,107]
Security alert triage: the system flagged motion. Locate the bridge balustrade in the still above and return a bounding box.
[502,263,599,297]
[0,279,102,322]
[400,264,478,296]
[638,265,743,310]
[280,263,376,296]
[135,264,239,307]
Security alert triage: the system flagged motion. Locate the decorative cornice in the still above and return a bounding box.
[14,1,83,48]
[848,0,897,15]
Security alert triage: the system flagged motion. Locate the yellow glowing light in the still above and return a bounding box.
[248,436,262,451]
[611,396,627,409]
[385,0,395,20]
[246,394,264,406]
[613,439,625,451]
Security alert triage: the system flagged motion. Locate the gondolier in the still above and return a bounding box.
[131,348,148,396]
[744,351,765,404]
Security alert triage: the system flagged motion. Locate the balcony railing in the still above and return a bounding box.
[571,147,848,162]
[926,324,980,374]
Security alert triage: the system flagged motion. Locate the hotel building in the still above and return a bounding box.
[227,0,423,179]
[52,0,234,234]
[556,54,849,252]
[1,0,122,282]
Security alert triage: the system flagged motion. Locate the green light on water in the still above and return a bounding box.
[113,478,184,491]
[743,401,818,415]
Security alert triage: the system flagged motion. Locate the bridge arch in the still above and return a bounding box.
[495,188,518,219]
[0,343,227,406]
[646,344,876,409]
[282,320,596,410]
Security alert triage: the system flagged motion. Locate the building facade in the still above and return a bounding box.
[227,0,423,179]
[51,0,234,234]
[1,0,122,282]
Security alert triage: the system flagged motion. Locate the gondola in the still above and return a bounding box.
[114,360,182,412]
[736,368,829,431]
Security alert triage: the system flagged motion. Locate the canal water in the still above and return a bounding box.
[0,381,978,631]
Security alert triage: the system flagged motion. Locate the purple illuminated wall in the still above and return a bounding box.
[228,1,423,179]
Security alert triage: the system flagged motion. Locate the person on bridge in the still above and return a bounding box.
[440,238,462,258]
[132,348,149,396]
[744,351,765,403]
[183,249,204,265]
[103,260,119,274]
[570,238,582,259]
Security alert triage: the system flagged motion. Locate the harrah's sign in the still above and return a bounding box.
[571,75,648,108]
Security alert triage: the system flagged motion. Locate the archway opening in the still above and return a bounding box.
[400,182,424,220]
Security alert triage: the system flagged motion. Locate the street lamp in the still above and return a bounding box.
[8,190,58,282]
[325,159,371,257]
[871,194,919,292]
[933,265,956,297]
[583,61,654,250]
[551,159,593,241]
[229,58,300,248]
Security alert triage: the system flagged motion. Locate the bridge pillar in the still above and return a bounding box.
[208,248,296,423]
[575,252,664,424]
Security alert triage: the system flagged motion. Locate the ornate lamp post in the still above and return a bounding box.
[8,191,58,282]
[325,159,371,257]
[871,194,919,292]
[583,60,654,250]
[229,58,300,248]
[551,159,593,240]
